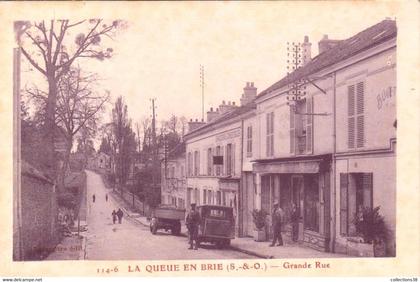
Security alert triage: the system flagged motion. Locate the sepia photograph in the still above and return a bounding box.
[1,0,419,279]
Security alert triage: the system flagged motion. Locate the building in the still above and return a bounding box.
[247,19,396,255]
[184,83,257,233]
[161,142,187,208]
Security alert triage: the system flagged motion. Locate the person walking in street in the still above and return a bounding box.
[270,202,284,247]
[291,203,299,242]
[116,208,124,224]
[185,203,201,250]
[92,194,96,203]
[112,210,117,224]
[106,194,108,202]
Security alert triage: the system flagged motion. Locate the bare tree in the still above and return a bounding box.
[26,67,109,190]
[19,19,124,177]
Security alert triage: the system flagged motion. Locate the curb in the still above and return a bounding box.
[229,245,274,259]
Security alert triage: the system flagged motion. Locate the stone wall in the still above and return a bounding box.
[20,166,59,260]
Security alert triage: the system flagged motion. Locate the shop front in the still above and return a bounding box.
[253,154,332,252]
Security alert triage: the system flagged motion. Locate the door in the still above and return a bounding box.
[291,175,304,241]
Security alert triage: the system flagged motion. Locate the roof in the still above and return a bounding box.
[184,101,256,138]
[258,19,397,98]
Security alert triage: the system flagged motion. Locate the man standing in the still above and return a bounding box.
[116,208,124,224]
[185,203,201,250]
[270,202,284,247]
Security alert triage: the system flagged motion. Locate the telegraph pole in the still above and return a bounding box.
[200,65,205,121]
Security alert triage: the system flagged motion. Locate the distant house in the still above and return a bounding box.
[87,152,111,171]
[161,142,186,209]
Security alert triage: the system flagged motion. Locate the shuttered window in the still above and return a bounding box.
[306,97,314,153]
[246,126,252,157]
[207,148,212,176]
[340,173,349,236]
[348,82,365,149]
[290,106,295,154]
[266,112,274,157]
[215,146,221,176]
[356,82,365,148]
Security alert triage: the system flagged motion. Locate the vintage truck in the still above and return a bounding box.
[149,205,185,236]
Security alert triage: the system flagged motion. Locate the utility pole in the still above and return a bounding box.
[150,98,158,209]
[200,65,205,121]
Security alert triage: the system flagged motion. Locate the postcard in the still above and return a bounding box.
[0,1,419,279]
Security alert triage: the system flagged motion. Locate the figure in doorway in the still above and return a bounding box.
[291,203,299,242]
[106,194,108,202]
[92,194,96,203]
[270,202,284,247]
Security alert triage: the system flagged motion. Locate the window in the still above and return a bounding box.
[348,82,365,149]
[216,191,221,205]
[203,189,207,204]
[215,146,222,176]
[290,107,295,154]
[194,151,200,176]
[180,165,184,178]
[226,144,233,176]
[246,126,253,157]
[187,152,193,176]
[340,173,373,236]
[266,112,274,157]
[207,148,213,175]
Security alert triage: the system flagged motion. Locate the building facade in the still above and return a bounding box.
[161,143,187,209]
[246,19,396,255]
[184,83,257,233]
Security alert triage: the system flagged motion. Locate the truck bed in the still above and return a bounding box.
[153,206,185,220]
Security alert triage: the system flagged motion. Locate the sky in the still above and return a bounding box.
[20,2,397,135]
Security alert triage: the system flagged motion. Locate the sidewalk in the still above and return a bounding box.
[111,189,348,259]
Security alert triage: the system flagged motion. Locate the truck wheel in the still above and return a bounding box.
[171,223,181,236]
[223,239,231,247]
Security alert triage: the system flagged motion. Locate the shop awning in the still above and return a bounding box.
[252,154,332,174]
[218,177,239,192]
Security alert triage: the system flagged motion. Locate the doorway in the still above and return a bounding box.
[291,175,304,241]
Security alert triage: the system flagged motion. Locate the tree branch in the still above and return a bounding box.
[20,47,47,75]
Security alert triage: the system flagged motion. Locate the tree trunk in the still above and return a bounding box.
[44,74,58,180]
[58,136,73,192]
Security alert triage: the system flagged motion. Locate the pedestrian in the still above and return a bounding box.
[185,203,201,250]
[116,208,124,224]
[270,202,284,247]
[112,210,117,224]
[92,194,96,203]
[291,203,299,242]
[106,194,108,202]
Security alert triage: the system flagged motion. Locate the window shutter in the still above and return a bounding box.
[362,173,373,209]
[290,107,295,154]
[306,97,314,153]
[340,173,349,236]
[356,82,365,148]
[348,85,355,149]
[232,143,235,176]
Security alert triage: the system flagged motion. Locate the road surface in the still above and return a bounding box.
[84,170,254,260]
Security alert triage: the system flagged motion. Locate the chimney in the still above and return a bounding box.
[318,34,341,54]
[218,100,238,114]
[302,35,312,65]
[207,107,220,123]
[240,81,257,106]
[188,118,206,132]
